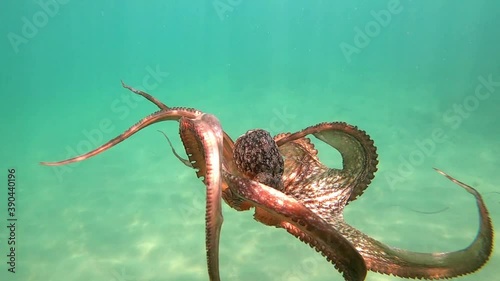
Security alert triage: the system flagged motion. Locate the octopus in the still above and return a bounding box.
[41,82,494,281]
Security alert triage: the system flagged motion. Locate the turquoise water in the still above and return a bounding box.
[1,1,499,280]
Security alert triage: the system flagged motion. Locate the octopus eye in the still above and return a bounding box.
[233,129,284,190]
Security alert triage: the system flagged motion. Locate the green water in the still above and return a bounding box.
[1,1,499,280]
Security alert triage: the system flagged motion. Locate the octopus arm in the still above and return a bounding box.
[336,169,493,279]
[179,115,224,281]
[276,122,378,202]
[222,170,368,281]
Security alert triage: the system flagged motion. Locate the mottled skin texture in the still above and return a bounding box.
[41,82,494,281]
[233,129,284,191]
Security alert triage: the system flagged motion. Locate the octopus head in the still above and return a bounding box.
[233,129,284,191]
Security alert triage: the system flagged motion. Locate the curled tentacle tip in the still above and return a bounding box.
[432,167,444,174]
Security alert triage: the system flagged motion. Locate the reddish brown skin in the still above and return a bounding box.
[41,82,494,281]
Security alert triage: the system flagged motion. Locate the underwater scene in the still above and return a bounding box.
[1,1,499,281]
